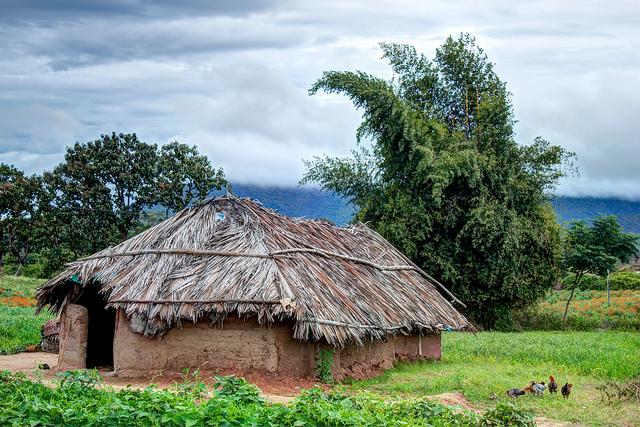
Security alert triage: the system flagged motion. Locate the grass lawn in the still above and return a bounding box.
[350,331,640,426]
[0,275,54,354]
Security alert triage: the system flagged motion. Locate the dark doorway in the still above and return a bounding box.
[72,284,115,369]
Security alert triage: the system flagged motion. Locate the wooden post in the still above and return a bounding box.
[607,270,610,304]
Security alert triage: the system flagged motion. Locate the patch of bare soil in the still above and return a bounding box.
[0,352,327,402]
[425,392,482,413]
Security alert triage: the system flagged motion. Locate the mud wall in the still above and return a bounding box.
[56,304,89,372]
[112,309,442,379]
[113,310,316,377]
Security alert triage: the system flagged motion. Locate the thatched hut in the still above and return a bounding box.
[36,195,474,379]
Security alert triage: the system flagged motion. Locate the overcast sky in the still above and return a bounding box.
[1,0,639,199]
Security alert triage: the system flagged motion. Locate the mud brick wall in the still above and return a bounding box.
[112,309,441,379]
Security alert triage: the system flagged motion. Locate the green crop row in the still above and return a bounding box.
[0,370,535,427]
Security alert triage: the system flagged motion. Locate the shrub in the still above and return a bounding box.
[563,274,605,291]
[609,271,640,290]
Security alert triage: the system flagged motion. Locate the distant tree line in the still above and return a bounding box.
[0,132,226,277]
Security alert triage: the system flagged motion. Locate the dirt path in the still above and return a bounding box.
[1,352,568,425]
[0,352,324,400]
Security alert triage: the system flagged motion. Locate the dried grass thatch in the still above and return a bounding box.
[36,195,475,346]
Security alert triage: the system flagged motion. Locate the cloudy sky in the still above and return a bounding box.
[1,0,639,199]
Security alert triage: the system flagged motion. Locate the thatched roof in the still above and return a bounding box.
[36,194,474,346]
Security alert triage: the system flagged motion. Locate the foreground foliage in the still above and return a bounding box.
[302,33,575,329]
[0,370,535,427]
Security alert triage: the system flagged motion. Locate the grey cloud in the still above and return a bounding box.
[2,16,306,71]
[0,0,638,199]
[0,0,289,24]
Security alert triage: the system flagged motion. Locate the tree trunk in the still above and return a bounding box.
[563,272,583,325]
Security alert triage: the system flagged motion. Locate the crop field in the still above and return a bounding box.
[514,289,640,331]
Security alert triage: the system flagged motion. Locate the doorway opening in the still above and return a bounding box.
[72,284,115,369]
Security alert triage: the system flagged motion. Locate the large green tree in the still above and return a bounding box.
[562,215,639,324]
[42,133,227,273]
[156,141,227,218]
[0,164,42,275]
[301,34,575,328]
[51,132,157,244]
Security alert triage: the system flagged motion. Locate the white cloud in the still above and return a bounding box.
[0,0,638,198]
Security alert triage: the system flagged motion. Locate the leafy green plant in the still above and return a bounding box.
[314,348,335,383]
[609,270,640,290]
[56,369,103,389]
[480,402,535,426]
[213,374,265,405]
[171,367,208,398]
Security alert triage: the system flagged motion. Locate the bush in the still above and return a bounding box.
[562,270,640,292]
[563,274,605,291]
[609,271,640,290]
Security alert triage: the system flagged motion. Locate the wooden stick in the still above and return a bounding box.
[76,247,417,272]
[108,298,283,304]
[301,317,407,331]
[78,248,273,261]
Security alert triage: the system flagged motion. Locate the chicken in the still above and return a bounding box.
[548,376,558,394]
[561,383,573,399]
[524,381,536,394]
[533,381,547,395]
[505,388,526,400]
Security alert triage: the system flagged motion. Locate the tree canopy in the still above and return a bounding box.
[301,34,576,328]
[562,215,639,323]
[1,133,226,276]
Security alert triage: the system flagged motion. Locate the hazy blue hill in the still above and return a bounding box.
[213,184,357,226]
[212,185,640,235]
[552,197,640,234]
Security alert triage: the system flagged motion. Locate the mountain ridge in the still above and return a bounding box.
[215,184,640,234]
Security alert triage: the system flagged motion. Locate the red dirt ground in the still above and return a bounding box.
[0,352,328,402]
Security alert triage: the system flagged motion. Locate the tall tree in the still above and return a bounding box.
[52,132,157,243]
[156,141,227,218]
[0,164,42,275]
[562,215,639,324]
[301,34,575,328]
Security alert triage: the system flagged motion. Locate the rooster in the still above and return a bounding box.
[561,383,573,399]
[505,388,526,401]
[533,381,547,395]
[548,376,558,394]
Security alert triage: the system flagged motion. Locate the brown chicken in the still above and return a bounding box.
[561,382,573,399]
[523,381,536,394]
[548,376,558,394]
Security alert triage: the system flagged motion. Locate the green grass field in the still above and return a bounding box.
[351,331,640,426]
[0,275,54,354]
